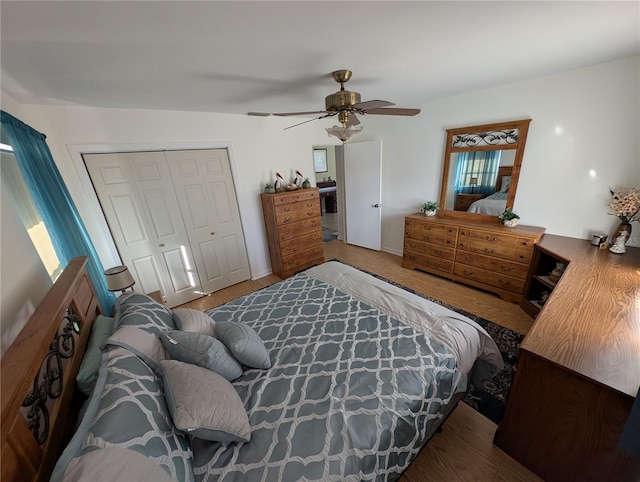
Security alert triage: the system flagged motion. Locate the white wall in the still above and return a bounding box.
[1,103,338,279]
[353,55,639,254]
[2,55,638,281]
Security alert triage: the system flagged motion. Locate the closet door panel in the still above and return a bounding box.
[84,151,202,307]
[166,149,250,293]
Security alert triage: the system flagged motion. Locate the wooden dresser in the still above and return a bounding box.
[494,235,639,481]
[261,188,324,278]
[402,214,545,302]
[454,193,485,211]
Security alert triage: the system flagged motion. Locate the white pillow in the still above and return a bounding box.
[161,360,251,443]
[172,308,216,337]
[500,175,511,192]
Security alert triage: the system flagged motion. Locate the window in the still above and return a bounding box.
[454,150,502,195]
[313,149,328,173]
[1,145,62,280]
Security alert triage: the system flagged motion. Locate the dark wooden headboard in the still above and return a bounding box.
[1,257,100,482]
[495,166,513,192]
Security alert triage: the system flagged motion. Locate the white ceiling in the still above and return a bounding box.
[1,1,639,117]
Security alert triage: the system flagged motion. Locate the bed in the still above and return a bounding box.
[2,257,503,482]
[466,166,512,215]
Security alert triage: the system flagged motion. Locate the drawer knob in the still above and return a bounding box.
[466,256,477,262]
[435,250,444,255]
[502,265,514,272]
[464,270,474,275]
[485,248,496,253]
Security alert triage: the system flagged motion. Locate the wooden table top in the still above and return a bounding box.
[521,234,640,398]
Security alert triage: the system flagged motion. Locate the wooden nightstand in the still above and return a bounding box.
[454,193,485,211]
[145,290,164,304]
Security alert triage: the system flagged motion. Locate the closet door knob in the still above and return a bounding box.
[159,243,165,247]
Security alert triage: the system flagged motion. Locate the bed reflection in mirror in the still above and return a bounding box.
[445,149,516,215]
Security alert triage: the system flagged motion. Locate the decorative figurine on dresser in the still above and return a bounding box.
[261,188,324,278]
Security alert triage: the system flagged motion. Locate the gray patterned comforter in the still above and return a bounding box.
[193,262,502,481]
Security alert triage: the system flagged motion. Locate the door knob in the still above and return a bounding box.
[159,243,165,247]
[210,232,215,235]
[373,203,380,208]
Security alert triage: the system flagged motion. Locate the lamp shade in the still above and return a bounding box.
[104,265,135,292]
[469,177,478,186]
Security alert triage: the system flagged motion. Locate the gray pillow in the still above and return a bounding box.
[104,326,167,371]
[161,360,251,443]
[173,308,216,337]
[159,331,242,381]
[215,321,271,369]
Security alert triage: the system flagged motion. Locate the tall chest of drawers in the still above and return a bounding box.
[402,214,545,302]
[261,188,324,278]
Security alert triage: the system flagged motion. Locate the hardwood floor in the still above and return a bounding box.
[178,240,542,481]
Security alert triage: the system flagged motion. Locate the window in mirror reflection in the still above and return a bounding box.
[454,150,502,196]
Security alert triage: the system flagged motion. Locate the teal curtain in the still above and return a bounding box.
[1,111,114,314]
[455,150,502,195]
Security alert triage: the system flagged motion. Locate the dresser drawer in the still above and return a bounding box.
[454,263,487,283]
[457,228,471,250]
[445,226,459,247]
[404,251,428,267]
[455,250,490,269]
[487,258,529,279]
[280,231,323,255]
[515,237,536,264]
[469,231,518,259]
[426,244,455,261]
[277,219,322,241]
[425,256,454,273]
[404,238,427,254]
[412,224,447,245]
[272,189,319,206]
[484,272,526,293]
[275,204,321,225]
[282,245,324,270]
[281,254,324,278]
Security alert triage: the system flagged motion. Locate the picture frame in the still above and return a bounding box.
[313,148,328,173]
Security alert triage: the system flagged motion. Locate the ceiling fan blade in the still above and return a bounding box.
[353,100,395,110]
[284,113,335,130]
[365,107,421,116]
[346,113,360,127]
[274,110,329,117]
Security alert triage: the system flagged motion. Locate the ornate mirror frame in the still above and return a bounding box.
[438,118,532,222]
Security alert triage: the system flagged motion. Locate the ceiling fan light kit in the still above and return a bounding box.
[270,69,421,142]
[326,124,364,142]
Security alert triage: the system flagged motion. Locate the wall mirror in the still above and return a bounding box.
[439,118,531,222]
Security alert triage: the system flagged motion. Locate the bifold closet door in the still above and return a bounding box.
[164,149,250,293]
[84,149,250,307]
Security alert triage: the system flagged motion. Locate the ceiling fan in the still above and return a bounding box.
[272,70,421,141]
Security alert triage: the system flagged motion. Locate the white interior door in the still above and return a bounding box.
[85,151,203,307]
[165,149,250,293]
[343,140,382,250]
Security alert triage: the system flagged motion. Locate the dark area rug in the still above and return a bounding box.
[332,260,523,425]
[322,226,338,242]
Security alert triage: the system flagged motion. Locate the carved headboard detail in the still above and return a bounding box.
[1,257,100,482]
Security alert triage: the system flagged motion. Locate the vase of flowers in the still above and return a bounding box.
[498,207,520,227]
[420,201,439,216]
[608,187,639,253]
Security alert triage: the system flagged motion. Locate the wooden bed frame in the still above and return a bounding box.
[1,257,100,482]
[494,165,512,192]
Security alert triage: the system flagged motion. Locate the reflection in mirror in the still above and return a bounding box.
[439,119,531,222]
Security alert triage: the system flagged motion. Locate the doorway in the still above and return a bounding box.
[314,146,339,242]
